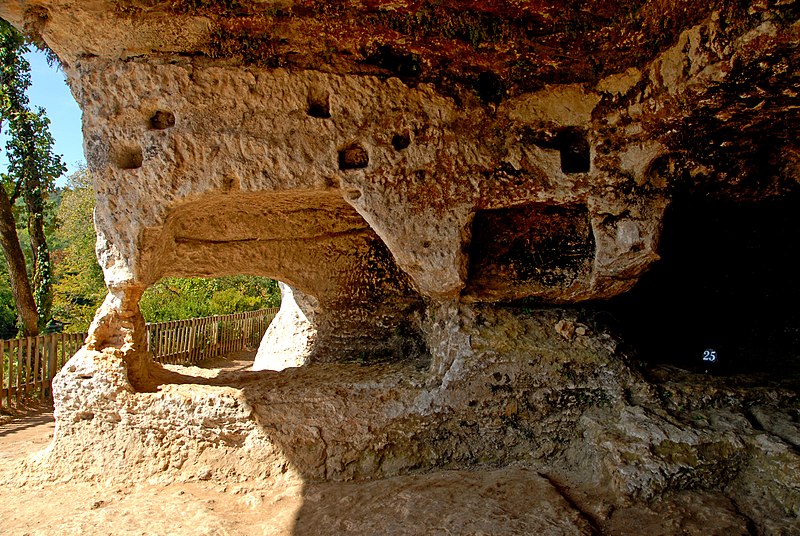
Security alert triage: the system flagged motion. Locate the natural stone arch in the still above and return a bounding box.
[114,189,423,375]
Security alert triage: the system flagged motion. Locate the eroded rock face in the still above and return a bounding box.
[1,1,798,532]
[17,306,798,534]
[254,283,318,371]
[3,1,796,347]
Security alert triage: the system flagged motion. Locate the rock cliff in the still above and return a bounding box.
[1,1,797,533]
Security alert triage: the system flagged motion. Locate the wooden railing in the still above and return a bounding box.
[146,308,278,365]
[1,332,85,409]
[0,307,278,408]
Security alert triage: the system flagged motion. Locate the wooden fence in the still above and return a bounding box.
[0,332,85,409]
[146,308,278,365]
[0,307,278,408]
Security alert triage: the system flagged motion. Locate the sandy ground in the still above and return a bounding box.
[0,353,302,535]
[0,352,598,536]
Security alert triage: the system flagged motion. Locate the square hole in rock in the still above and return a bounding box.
[465,204,595,299]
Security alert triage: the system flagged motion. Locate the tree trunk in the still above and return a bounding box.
[28,207,46,269]
[0,186,39,336]
[27,194,52,329]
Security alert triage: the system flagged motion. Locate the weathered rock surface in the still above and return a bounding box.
[254,283,318,371]
[3,0,796,350]
[11,306,798,534]
[0,1,798,533]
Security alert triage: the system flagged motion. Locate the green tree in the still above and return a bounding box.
[51,167,105,332]
[5,107,66,328]
[0,261,17,338]
[139,276,280,322]
[0,19,40,336]
[0,19,66,336]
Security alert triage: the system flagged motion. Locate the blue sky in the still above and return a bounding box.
[0,49,85,187]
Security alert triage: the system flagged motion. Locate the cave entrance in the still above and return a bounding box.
[598,193,800,383]
[139,189,422,377]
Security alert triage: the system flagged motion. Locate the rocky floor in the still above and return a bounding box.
[0,416,760,536]
[1,387,598,535]
[1,351,797,535]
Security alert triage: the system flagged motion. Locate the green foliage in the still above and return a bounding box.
[0,264,16,338]
[32,242,51,323]
[50,168,105,332]
[3,108,65,192]
[1,19,66,333]
[139,276,280,322]
[4,108,67,330]
[0,19,30,114]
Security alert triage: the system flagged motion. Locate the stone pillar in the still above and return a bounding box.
[254,283,425,370]
[83,284,150,388]
[253,283,319,371]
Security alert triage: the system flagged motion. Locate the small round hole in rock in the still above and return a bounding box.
[308,103,330,118]
[391,133,410,151]
[114,145,143,170]
[150,110,175,130]
[307,86,331,119]
[338,144,369,170]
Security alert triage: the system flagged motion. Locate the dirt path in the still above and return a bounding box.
[0,353,304,536]
[194,350,260,373]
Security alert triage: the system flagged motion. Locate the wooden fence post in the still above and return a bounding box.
[58,333,65,371]
[23,337,31,398]
[33,336,41,401]
[15,338,22,405]
[48,333,57,399]
[5,340,12,407]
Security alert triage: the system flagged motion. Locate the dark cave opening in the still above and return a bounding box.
[557,128,590,174]
[307,90,331,119]
[149,110,176,129]
[599,193,800,382]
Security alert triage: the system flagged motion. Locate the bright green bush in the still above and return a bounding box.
[0,267,17,338]
[139,276,280,323]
